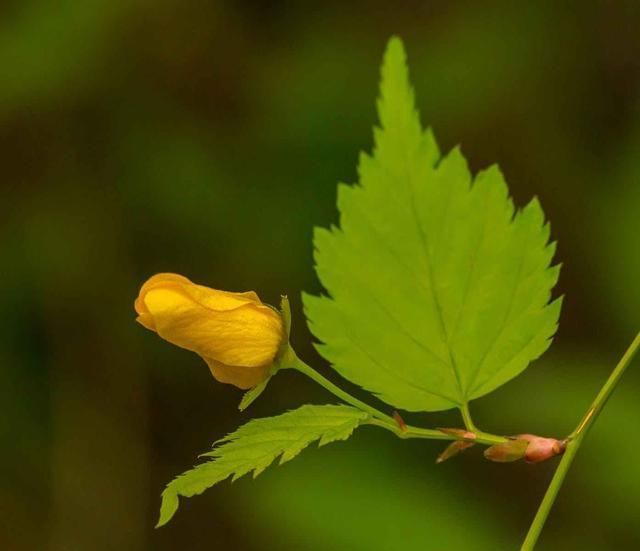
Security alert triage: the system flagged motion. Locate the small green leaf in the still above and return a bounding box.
[238,379,270,411]
[157,405,368,527]
[304,36,561,412]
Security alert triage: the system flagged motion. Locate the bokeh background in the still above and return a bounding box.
[2,1,640,550]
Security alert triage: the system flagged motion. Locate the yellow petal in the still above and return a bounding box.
[143,286,282,366]
[134,273,284,389]
[135,273,193,324]
[205,358,271,390]
[181,283,262,312]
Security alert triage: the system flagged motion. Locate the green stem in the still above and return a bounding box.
[287,351,506,446]
[289,352,398,426]
[521,331,640,551]
[460,403,478,432]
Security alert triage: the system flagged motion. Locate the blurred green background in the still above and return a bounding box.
[2,1,639,550]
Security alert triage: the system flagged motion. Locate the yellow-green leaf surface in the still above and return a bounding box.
[304,37,561,412]
[157,405,368,526]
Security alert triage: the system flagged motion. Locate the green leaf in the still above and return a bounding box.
[238,378,270,411]
[157,404,368,527]
[304,36,561,412]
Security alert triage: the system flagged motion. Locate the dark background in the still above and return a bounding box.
[2,1,640,549]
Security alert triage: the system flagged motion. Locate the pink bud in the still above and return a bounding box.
[516,434,565,463]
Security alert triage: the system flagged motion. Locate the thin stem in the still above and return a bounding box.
[460,403,478,432]
[366,417,449,440]
[458,403,505,444]
[569,333,640,441]
[521,331,640,551]
[289,352,398,426]
[287,351,507,446]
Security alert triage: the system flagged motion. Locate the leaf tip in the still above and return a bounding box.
[156,491,179,528]
[385,35,406,59]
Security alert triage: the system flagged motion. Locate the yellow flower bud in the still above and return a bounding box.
[134,273,285,389]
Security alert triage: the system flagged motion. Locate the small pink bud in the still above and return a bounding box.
[516,434,565,463]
